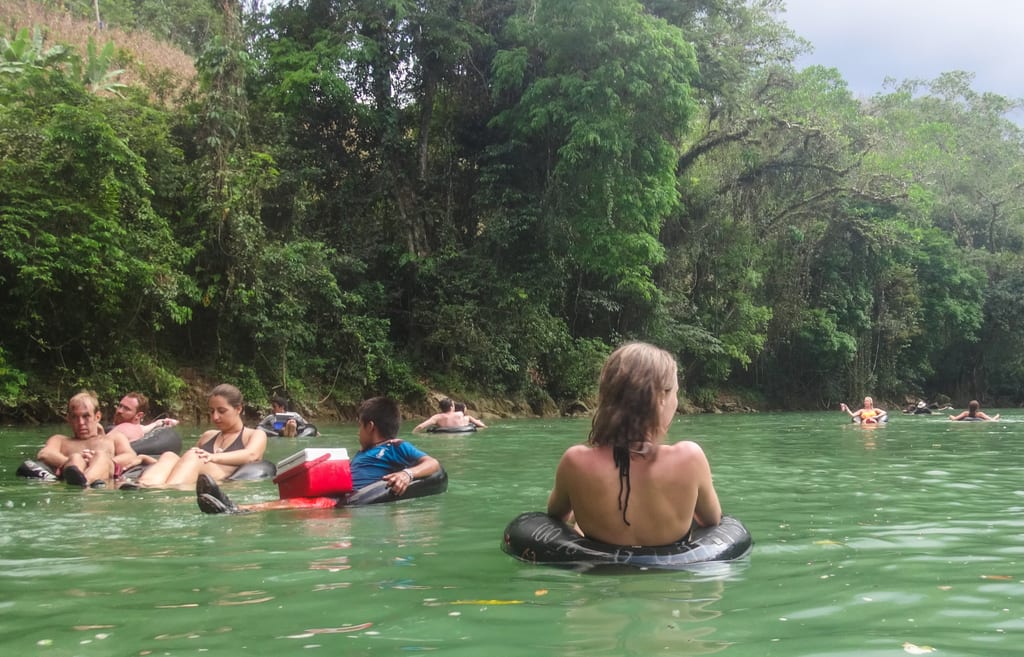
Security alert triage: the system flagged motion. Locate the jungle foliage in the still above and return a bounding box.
[1,0,1023,418]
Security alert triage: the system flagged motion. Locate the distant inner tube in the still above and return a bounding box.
[502,513,753,571]
[955,416,985,422]
[853,415,888,424]
[427,424,477,434]
[258,415,319,437]
[257,424,318,438]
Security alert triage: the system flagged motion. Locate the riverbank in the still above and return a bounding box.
[5,370,931,428]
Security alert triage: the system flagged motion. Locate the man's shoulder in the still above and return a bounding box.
[113,422,145,439]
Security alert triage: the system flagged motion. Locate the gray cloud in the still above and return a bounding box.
[782,0,1023,98]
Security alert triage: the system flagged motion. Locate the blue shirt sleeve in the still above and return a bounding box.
[350,440,427,489]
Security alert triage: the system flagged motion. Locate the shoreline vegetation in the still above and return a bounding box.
[2,0,195,102]
[2,2,1022,426]
[2,385,875,428]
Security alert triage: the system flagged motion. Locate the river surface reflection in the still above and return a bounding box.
[0,411,1020,656]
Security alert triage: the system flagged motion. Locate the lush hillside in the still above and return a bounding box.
[1,0,195,102]
[2,0,1023,423]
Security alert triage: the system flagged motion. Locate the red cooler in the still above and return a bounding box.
[273,448,353,498]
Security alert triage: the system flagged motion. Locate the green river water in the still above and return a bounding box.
[1,411,1021,656]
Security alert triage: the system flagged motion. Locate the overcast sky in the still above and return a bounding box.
[779,0,1023,100]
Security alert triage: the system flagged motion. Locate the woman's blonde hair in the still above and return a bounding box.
[589,342,677,448]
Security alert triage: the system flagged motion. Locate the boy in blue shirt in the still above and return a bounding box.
[197,397,442,513]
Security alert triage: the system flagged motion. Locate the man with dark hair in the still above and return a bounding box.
[411,397,464,433]
[198,397,442,513]
[257,394,315,438]
[111,391,178,441]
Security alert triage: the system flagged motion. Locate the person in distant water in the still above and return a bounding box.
[196,397,442,514]
[110,391,179,441]
[454,401,487,429]
[36,391,153,487]
[903,400,932,415]
[257,394,311,438]
[132,384,267,487]
[840,396,888,424]
[949,400,1000,422]
[546,342,722,546]
[411,397,464,433]
[902,400,954,414]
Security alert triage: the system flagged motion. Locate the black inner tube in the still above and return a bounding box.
[502,512,752,571]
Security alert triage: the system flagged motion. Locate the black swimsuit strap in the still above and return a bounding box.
[200,431,222,453]
[225,428,247,452]
[201,428,247,453]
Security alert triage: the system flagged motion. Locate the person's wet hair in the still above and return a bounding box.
[439,398,453,412]
[588,342,678,526]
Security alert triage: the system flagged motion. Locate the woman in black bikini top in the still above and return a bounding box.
[199,429,247,454]
[134,384,267,487]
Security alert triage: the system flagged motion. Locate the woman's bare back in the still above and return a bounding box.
[549,441,720,546]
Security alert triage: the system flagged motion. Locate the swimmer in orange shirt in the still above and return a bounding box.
[840,396,888,424]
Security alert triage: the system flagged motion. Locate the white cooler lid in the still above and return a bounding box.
[277,447,349,473]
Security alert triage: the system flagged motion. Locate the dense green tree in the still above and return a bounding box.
[0,61,193,406]
[488,0,698,331]
[868,73,1024,399]
[4,0,1024,417]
